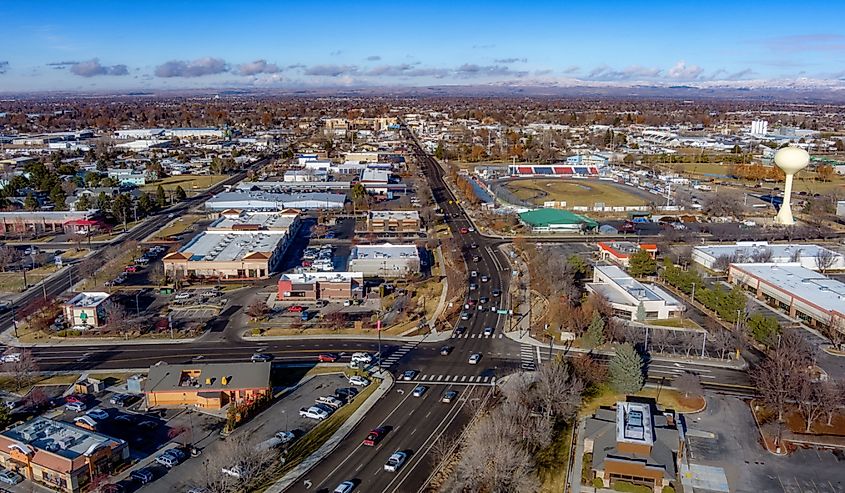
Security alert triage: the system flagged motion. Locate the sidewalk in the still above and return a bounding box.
[0,327,197,347]
[265,370,394,493]
[242,331,454,344]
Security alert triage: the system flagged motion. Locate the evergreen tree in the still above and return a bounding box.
[112,193,132,227]
[609,343,644,394]
[24,193,39,211]
[96,191,111,211]
[628,249,657,277]
[49,185,67,211]
[155,184,167,207]
[138,193,153,215]
[75,194,91,211]
[174,186,187,201]
[583,310,605,349]
[636,301,646,322]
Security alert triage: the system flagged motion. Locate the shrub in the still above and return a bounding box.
[593,478,605,488]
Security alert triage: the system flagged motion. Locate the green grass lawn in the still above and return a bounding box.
[253,379,380,491]
[504,179,648,207]
[536,420,574,492]
[0,373,80,395]
[141,175,228,194]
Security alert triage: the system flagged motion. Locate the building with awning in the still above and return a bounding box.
[518,208,598,232]
[145,362,271,410]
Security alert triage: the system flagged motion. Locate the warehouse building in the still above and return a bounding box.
[277,272,364,301]
[728,263,845,331]
[0,417,129,493]
[587,265,684,320]
[693,242,845,272]
[163,210,300,280]
[145,362,271,410]
[205,190,346,211]
[348,243,420,277]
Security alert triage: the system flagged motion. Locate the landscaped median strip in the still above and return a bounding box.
[260,370,394,493]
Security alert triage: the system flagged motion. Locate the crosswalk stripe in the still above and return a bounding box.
[461,375,467,382]
[437,375,443,381]
[483,376,489,383]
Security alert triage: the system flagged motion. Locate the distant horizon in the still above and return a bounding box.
[2,0,845,93]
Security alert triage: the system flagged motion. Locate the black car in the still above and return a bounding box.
[440,346,453,356]
[335,387,360,399]
[454,326,466,335]
[492,289,502,297]
[470,243,478,249]
[130,469,154,484]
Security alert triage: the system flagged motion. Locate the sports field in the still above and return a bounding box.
[141,174,228,193]
[502,179,649,207]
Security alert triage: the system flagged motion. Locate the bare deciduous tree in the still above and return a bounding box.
[0,246,20,273]
[203,434,276,493]
[534,356,583,420]
[673,371,703,398]
[796,375,828,433]
[103,300,131,334]
[815,248,837,273]
[753,331,813,421]
[2,349,38,391]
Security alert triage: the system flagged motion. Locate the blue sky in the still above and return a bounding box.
[2,0,844,91]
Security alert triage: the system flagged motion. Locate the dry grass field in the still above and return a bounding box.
[503,179,649,207]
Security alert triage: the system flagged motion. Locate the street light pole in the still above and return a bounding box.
[377,318,382,372]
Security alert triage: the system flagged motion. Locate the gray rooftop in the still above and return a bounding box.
[731,263,845,316]
[3,417,124,460]
[146,362,271,393]
[179,230,287,261]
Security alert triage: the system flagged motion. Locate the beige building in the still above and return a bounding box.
[62,292,110,328]
[0,418,129,493]
[366,210,421,234]
[163,210,300,281]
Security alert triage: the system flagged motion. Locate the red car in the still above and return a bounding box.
[65,394,85,404]
[287,305,304,313]
[362,427,386,446]
[459,227,469,234]
[124,265,138,273]
[317,353,339,362]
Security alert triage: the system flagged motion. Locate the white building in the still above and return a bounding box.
[348,243,420,277]
[205,191,346,211]
[728,263,845,330]
[692,242,845,272]
[164,128,224,139]
[113,128,166,139]
[586,265,684,320]
[750,120,769,137]
[115,139,171,151]
[63,292,111,328]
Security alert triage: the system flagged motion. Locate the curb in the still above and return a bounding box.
[748,399,789,456]
[242,332,454,344]
[266,371,394,493]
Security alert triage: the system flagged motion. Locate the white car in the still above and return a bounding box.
[384,451,407,472]
[0,353,20,363]
[275,431,295,444]
[174,292,191,300]
[412,385,427,397]
[0,469,23,485]
[155,454,179,468]
[86,408,109,421]
[333,481,356,493]
[299,406,329,420]
[351,352,372,364]
[65,401,86,412]
[348,376,370,386]
[483,327,494,337]
[468,353,481,365]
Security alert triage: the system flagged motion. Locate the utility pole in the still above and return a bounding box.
[376,318,382,373]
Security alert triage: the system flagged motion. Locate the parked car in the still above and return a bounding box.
[287,305,304,312]
[363,427,387,447]
[480,275,489,283]
[317,353,339,362]
[469,283,478,291]
[299,406,329,420]
[86,408,109,421]
[348,376,370,386]
[65,401,87,412]
[442,390,458,403]
[124,265,137,273]
[174,292,191,300]
[316,396,344,409]
[275,431,296,444]
[384,451,407,472]
[333,481,356,493]
[251,353,273,362]
[0,353,20,363]
[130,469,154,484]
[492,289,501,297]
[110,394,135,407]
[459,227,469,234]
[412,385,427,397]
[0,469,22,485]
[468,353,481,365]
[335,387,359,399]
[155,454,179,468]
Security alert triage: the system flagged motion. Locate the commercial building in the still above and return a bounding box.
[348,243,420,277]
[205,191,346,211]
[360,168,392,195]
[106,168,147,186]
[63,292,110,328]
[728,262,845,330]
[566,153,610,167]
[587,265,684,320]
[0,417,129,493]
[0,211,100,236]
[145,362,271,410]
[163,210,300,280]
[518,208,598,232]
[277,272,364,301]
[163,127,224,139]
[366,210,421,233]
[692,242,845,272]
[113,128,165,139]
[584,401,685,493]
[114,139,171,151]
[597,242,658,267]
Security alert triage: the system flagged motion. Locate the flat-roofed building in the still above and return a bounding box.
[693,242,845,272]
[0,211,100,236]
[0,417,129,493]
[366,210,421,233]
[587,265,684,320]
[163,210,300,280]
[728,263,845,332]
[584,401,685,493]
[205,191,346,211]
[348,243,420,277]
[63,292,110,328]
[145,362,271,410]
[277,272,364,301]
[597,242,658,267]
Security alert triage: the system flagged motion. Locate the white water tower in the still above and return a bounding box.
[773,147,810,225]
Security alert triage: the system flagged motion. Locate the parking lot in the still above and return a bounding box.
[687,394,845,493]
[139,372,363,492]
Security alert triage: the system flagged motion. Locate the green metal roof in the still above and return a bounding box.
[518,208,598,228]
